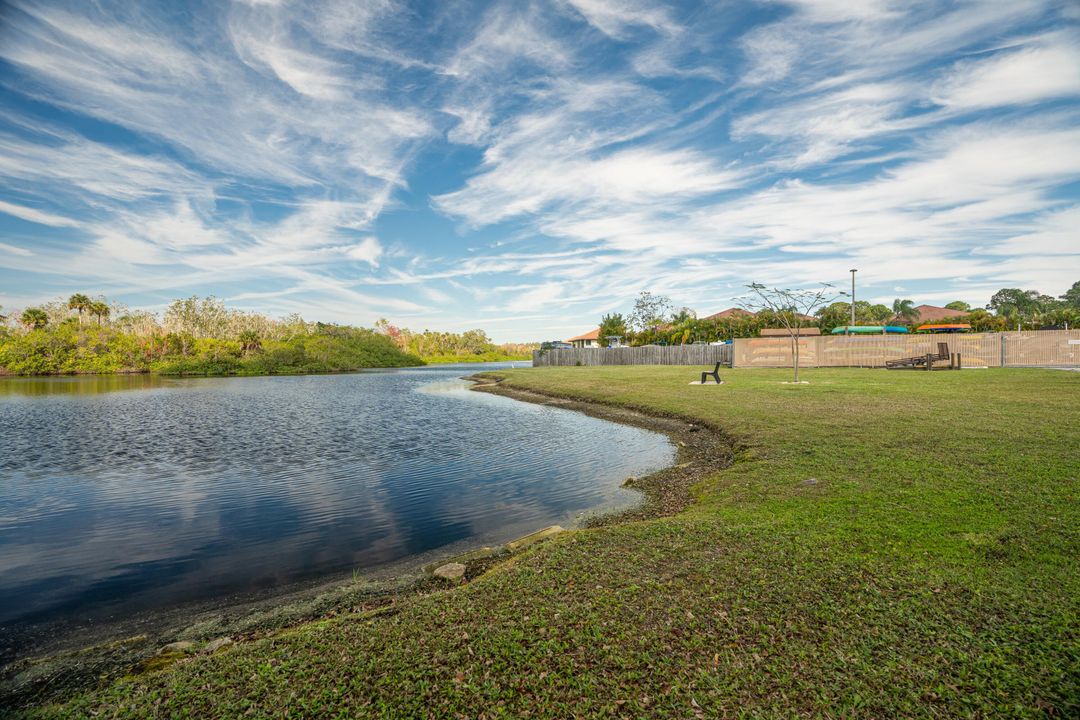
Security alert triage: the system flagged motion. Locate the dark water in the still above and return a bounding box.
[0,364,672,648]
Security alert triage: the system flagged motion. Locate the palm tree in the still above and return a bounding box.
[1059,307,1079,330]
[238,330,262,355]
[68,293,91,324]
[20,307,48,329]
[891,298,918,325]
[89,301,110,326]
[999,305,1021,331]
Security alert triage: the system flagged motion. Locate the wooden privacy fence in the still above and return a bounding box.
[732,330,1080,368]
[533,344,732,367]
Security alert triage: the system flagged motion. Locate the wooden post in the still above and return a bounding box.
[926,353,932,371]
[955,352,961,370]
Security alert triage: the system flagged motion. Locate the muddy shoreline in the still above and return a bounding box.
[2,373,734,710]
[469,374,738,524]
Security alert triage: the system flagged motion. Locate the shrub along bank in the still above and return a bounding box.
[0,323,421,376]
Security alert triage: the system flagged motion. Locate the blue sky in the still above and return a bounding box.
[0,0,1078,342]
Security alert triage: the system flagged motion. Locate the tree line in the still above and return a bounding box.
[374,319,535,363]
[0,294,423,376]
[592,282,1080,347]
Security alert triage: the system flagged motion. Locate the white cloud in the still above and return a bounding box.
[429,116,1080,319]
[739,25,801,85]
[731,81,913,166]
[878,124,1080,204]
[443,5,571,79]
[0,242,35,257]
[776,0,901,23]
[434,70,737,228]
[443,104,494,145]
[0,0,1077,339]
[0,199,80,228]
[983,205,1080,256]
[346,237,383,266]
[0,0,432,189]
[739,0,1058,94]
[232,32,354,101]
[558,0,680,39]
[439,145,742,225]
[931,40,1080,110]
[505,282,567,312]
[0,132,209,203]
[126,201,227,250]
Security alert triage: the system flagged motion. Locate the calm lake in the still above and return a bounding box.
[0,363,673,656]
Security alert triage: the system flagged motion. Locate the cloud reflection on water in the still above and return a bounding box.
[0,364,673,632]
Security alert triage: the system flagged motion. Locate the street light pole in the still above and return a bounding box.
[849,269,857,332]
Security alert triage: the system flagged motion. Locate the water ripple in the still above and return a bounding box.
[0,364,674,633]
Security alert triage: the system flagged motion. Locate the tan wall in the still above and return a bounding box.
[1003,330,1080,366]
[733,330,1080,368]
[732,336,820,368]
[817,333,1002,367]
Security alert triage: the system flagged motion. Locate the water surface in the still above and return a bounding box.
[0,364,673,652]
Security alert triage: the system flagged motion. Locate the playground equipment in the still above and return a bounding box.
[885,342,962,370]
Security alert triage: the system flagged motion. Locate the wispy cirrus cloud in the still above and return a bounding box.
[557,0,681,39]
[0,0,1077,340]
[0,200,80,228]
[931,36,1080,110]
[0,130,210,204]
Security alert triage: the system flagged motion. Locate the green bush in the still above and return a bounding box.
[0,323,423,377]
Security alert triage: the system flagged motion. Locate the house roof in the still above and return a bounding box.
[911,304,971,322]
[701,307,751,321]
[760,327,821,336]
[567,328,600,342]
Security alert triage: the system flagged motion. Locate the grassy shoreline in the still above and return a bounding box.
[3,374,704,710]
[0,365,422,379]
[17,367,1080,718]
[0,356,526,377]
[419,354,532,364]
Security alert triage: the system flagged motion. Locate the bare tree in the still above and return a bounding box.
[741,283,838,383]
[629,291,674,333]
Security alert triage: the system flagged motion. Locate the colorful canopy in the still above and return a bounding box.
[830,326,910,334]
[915,324,971,333]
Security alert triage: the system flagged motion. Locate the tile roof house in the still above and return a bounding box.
[904,304,972,323]
[700,307,752,321]
[566,328,601,348]
[759,327,821,337]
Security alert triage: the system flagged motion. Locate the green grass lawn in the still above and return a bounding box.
[29,368,1080,718]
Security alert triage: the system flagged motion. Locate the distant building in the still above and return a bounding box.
[700,307,752,322]
[567,328,601,348]
[899,304,972,324]
[700,307,816,323]
[759,327,821,337]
